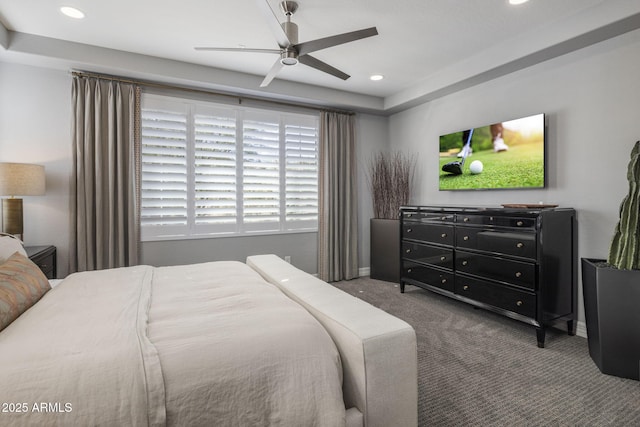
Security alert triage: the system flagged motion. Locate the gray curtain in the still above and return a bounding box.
[318,111,359,282]
[70,76,140,272]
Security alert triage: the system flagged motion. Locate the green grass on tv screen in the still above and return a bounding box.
[439,141,544,190]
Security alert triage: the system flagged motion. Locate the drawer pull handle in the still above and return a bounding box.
[407,213,413,217]
[441,278,447,284]
[441,233,447,238]
[463,217,469,222]
[441,216,447,221]
[517,220,524,226]
[463,285,469,291]
[406,249,411,253]
[489,216,494,221]
[516,242,524,248]
[515,272,522,278]
[407,268,412,273]
[516,300,523,307]
[440,256,446,261]
[462,260,468,266]
[407,228,412,233]
[463,236,469,241]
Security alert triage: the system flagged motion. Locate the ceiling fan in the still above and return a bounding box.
[195,0,378,87]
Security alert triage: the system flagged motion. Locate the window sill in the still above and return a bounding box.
[141,228,318,243]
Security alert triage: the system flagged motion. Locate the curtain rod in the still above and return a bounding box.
[70,70,355,116]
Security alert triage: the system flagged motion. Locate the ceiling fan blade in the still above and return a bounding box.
[298,54,350,81]
[254,0,291,48]
[260,58,284,87]
[295,27,378,56]
[195,47,281,54]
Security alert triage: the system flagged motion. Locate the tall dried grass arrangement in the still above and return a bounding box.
[369,152,416,219]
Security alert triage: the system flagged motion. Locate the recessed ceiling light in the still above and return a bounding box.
[60,6,85,19]
[509,0,530,5]
[370,74,384,81]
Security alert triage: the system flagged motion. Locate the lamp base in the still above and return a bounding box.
[2,198,24,240]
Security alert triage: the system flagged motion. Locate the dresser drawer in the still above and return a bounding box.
[457,214,536,229]
[402,223,454,246]
[402,210,455,223]
[402,241,453,269]
[403,261,454,292]
[456,250,536,290]
[456,229,536,259]
[455,274,536,318]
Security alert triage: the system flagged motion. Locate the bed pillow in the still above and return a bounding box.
[0,236,27,263]
[0,252,51,332]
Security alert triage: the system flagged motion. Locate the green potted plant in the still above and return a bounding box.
[582,140,640,380]
[368,152,416,282]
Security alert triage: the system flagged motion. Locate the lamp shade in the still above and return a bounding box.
[0,163,45,196]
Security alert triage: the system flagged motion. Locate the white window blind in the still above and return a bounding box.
[140,94,319,241]
[193,108,237,233]
[285,120,319,229]
[243,113,281,229]
[140,104,189,237]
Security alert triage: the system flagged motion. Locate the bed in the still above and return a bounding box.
[0,237,417,427]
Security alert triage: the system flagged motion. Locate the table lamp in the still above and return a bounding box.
[0,163,45,240]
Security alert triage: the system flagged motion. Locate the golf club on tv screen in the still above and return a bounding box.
[438,113,545,191]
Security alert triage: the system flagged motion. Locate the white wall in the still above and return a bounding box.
[0,63,72,277]
[0,60,388,275]
[388,29,640,331]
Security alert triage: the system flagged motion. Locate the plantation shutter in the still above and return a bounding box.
[193,106,238,233]
[243,112,281,231]
[140,99,189,240]
[139,94,318,240]
[285,118,318,229]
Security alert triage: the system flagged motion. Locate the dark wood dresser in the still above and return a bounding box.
[400,205,576,347]
[25,245,57,279]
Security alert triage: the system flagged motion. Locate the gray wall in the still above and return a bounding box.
[0,63,72,277]
[141,232,318,272]
[388,29,640,333]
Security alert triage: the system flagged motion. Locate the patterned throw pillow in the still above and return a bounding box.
[0,252,51,332]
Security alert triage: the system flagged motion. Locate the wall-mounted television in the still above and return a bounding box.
[438,113,546,191]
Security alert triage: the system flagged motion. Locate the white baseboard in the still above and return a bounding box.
[359,267,370,277]
[575,320,587,338]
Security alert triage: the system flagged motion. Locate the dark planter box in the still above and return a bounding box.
[582,258,640,380]
[370,218,400,283]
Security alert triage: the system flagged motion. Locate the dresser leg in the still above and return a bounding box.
[536,327,546,348]
[400,281,405,293]
[567,319,576,336]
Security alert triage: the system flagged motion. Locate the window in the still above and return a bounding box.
[140,94,319,241]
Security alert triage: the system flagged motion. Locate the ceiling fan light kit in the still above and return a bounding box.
[195,0,378,87]
[280,49,299,66]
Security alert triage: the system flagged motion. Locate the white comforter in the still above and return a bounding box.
[0,261,345,426]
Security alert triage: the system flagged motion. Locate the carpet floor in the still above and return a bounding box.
[331,277,640,427]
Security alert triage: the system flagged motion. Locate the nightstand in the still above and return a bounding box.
[25,245,57,279]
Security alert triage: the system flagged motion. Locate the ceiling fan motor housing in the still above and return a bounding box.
[281,21,299,45]
[280,48,298,65]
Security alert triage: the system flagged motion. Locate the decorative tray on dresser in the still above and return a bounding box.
[400,205,576,347]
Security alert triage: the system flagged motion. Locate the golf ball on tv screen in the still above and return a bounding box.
[470,160,483,174]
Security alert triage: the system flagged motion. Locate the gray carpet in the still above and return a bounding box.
[331,277,640,427]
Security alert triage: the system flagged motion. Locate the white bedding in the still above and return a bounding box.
[0,261,345,426]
